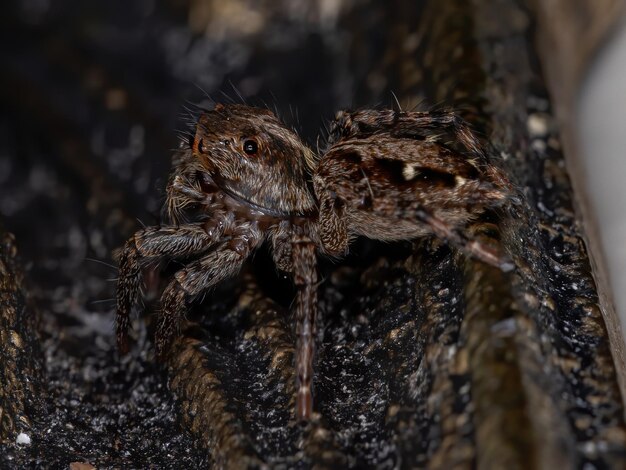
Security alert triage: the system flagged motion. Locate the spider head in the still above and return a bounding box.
[192,103,316,216]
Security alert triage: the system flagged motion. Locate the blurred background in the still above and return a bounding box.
[578,18,626,343]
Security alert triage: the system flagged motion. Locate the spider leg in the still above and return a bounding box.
[412,207,514,272]
[316,188,349,256]
[270,221,294,272]
[169,174,206,201]
[291,235,318,421]
[155,223,263,356]
[316,173,511,270]
[165,171,207,225]
[116,221,231,354]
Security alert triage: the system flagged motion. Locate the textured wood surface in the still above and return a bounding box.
[0,230,41,442]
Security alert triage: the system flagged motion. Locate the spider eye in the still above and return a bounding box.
[243,139,258,155]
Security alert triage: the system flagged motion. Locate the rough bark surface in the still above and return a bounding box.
[0,229,42,444]
[0,0,625,468]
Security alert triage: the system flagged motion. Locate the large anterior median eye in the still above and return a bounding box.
[243,139,258,156]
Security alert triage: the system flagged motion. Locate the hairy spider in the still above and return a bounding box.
[116,103,514,421]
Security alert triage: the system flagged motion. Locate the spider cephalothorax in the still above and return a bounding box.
[116,103,514,421]
[167,103,317,223]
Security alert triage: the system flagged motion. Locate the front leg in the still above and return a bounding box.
[292,235,318,421]
[116,216,233,354]
[155,222,263,356]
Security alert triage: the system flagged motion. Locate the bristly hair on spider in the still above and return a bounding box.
[115,103,516,422]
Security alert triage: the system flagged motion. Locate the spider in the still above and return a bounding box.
[116,103,515,421]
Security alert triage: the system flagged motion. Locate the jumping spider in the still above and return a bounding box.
[116,103,514,421]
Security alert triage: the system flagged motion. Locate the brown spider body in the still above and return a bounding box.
[116,103,514,422]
